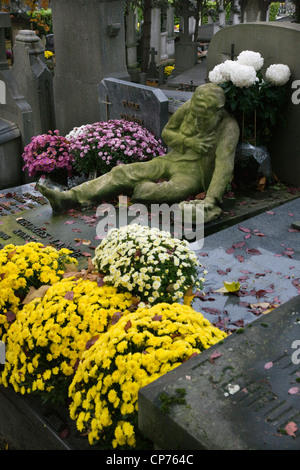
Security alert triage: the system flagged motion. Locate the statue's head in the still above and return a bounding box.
[190,83,225,116]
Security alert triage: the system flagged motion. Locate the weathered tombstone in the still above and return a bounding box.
[147,47,159,79]
[45,34,54,53]
[218,0,226,27]
[51,0,129,135]
[206,22,300,186]
[0,119,22,189]
[139,295,300,450]
[0,13,34,189]
[98,78,169,140]
[0,13,34,148]
[240,0,271,22]
[173,3,198,76]
[166,6,175,59]
[125,7,138,69]
[150,7,161,65]
[12,30,55,135]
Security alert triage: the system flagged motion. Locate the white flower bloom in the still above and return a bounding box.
[208,61,236,84]
[237,50,264,71]
[265,63,291,86]
[209,60,257,88]
[152,280,161,290]
[230,64,257,88]
[92,223,203,305]
[208,64,227,85]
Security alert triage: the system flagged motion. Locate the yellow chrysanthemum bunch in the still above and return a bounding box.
[44,50,53,60]
[68,303,227,449]
[0,242,77,338]
[0,278,134,403]
[164,65,174,77]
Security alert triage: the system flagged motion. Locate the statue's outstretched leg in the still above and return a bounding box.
[37,158,170,212]
[132,172,202,203]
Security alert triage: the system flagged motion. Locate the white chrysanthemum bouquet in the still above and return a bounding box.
[209,50,291,145]
[92,224,205,305]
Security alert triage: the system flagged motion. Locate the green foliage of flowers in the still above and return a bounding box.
[0,242,77,338]
[92,224,204,305]
[68,302,227,448]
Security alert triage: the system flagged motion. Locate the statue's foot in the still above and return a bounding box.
[36,182,74,213]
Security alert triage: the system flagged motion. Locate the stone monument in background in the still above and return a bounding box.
[12,30,55,136]
[206,22,300,187]
[51,0,129,135]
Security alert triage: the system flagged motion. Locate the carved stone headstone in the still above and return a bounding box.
[0,13,34,148]
[51,0,130,135]
[98,78,169,140]
[139,295,300,450]
[12,30,55,135]
[206,22,300,186]
[173,2,198,76]
[0,13,34,189]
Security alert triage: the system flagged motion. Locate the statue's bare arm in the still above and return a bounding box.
[161,101,190,152]
[179,115,240,222]
[205,116,240,204]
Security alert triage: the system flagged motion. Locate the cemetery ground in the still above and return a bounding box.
[0,177,299,450]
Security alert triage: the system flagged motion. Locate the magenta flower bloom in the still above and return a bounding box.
[22,130,74,177]
[66,120,166,177]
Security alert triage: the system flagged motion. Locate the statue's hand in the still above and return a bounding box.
[179,198,222,223]
[186,133,216,153]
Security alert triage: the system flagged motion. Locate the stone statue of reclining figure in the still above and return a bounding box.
[37,83,240,223]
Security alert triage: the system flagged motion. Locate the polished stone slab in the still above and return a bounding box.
[138,295,300,450]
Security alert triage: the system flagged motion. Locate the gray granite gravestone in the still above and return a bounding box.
[51,0,130,135]
[139,295,300,450]
[172,2,198,77]
[12,30,55,136]
[99,78,169,140]
[0,13,35,189]
[0,13,34,149]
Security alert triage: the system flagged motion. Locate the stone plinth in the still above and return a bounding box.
[51,0,129,135]
[139,295,300,450]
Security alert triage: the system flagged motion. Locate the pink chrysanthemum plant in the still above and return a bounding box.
[22,130,74,178]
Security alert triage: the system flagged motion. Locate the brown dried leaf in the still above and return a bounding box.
[22,285,50,304]
[5,310,16,323]
[111,312,122,325]
[85,335,99,350]
[64,291,74,300]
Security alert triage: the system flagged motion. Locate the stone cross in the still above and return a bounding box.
[150,47,157,63]
[222,43,237,60]
[101,95,112,121]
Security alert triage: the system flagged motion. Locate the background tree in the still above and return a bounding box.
[1,0,50,31]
